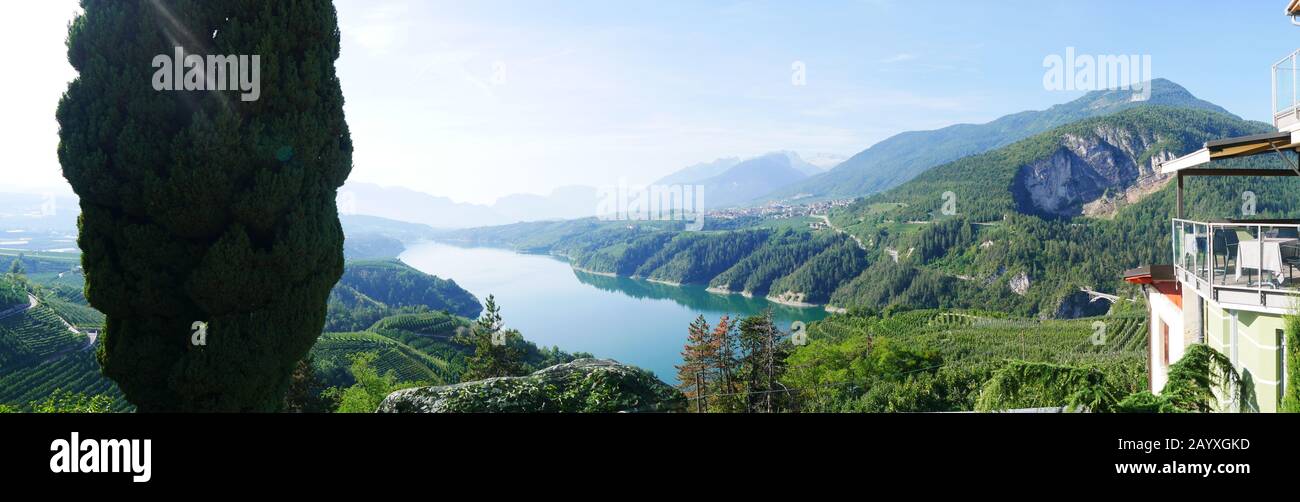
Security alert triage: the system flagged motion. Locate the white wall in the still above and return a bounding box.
[1149,290,1184,393]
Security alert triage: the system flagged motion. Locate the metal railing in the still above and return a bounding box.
[1273,49,1300,131]
[1173,218,1300,295]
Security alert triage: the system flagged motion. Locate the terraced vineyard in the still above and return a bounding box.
[367,311,470,373]
[912,312,1143,368]
[370,311,464,335]
[311,332,458,386]
[786,309,1149,411]
[0,304,85,366]
[42,296,105,329]
[821,309,1146,367]
[0,301,128,411]
[0,350,129,411]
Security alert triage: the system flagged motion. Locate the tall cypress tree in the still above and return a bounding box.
[57,0,352,411]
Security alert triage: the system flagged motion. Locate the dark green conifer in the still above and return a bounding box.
[57,0,352,411]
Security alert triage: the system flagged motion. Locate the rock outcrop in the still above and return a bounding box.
[1013,125,1173,218]
[1051,290,1112,319]
[377,358,685,413]
[1009,272,1031,296]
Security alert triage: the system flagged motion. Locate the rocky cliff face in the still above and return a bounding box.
[377,358,685,413]
[1051,290,1112,319]
[1013,125,1173,218]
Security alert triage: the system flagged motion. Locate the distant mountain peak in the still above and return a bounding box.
[757,78,1235,203]
[1063,78,1234,119]
[655,150,830,188]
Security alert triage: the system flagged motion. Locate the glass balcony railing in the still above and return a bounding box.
[1274,49,1300,131]
[1173,218,1300,294]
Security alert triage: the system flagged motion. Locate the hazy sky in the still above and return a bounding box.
[4,1,1297,204]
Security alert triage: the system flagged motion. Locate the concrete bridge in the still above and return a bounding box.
[1079,287,1133,303]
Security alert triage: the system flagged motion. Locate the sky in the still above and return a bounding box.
[3,0,1299,204]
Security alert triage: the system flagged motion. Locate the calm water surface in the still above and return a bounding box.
[399,241,828,382]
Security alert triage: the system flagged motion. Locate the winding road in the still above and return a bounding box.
[0,294,38,321]
[815,214,866,251]
[1,293,98,362]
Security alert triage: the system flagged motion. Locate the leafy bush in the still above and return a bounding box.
[325,352,421,413]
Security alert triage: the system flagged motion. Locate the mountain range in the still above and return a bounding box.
[757,79,1235,203]
[342,79,1234,229]
[337,182,601,229]
[652,151,826,208]
[336,151,829,228]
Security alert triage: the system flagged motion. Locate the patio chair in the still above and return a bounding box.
[1213,230,1238,277]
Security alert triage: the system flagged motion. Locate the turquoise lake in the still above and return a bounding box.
[399,241,829,382]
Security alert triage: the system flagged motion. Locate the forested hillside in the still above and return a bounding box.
[343,233,405,261]
[442,105,1296,319]
[330,259,482,327]
[824,106,1286,316]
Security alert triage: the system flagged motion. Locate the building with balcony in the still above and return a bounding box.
[1121,2,1300,412]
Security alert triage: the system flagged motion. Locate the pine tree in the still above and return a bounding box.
[7,254,23,276]
[710,315,740,412]
[454,295,526,380]
[675,315,714,413]
[738,313,765,412]
[737,310,790,412]
[57,1,353,411]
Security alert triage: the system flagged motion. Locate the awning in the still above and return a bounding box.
[1158,130,1300,175]
[1123,265,1175,285]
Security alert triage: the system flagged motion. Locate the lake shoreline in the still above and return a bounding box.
[425,239,838,313]
[401,240,831,380]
